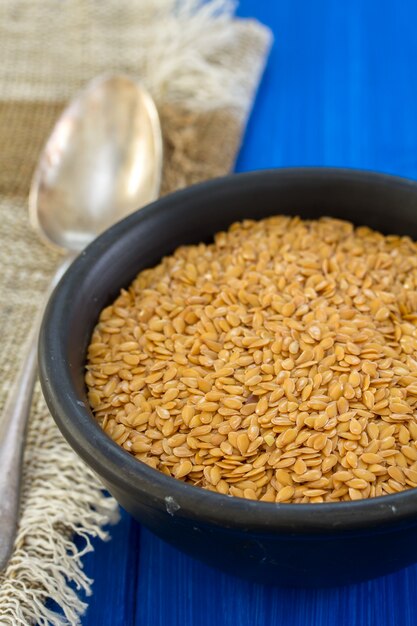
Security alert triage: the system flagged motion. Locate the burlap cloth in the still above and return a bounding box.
[0,2,271,624]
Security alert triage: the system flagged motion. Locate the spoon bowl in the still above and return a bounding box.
[29,74,162,252]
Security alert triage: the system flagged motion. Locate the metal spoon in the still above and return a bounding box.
[0,74,163,570]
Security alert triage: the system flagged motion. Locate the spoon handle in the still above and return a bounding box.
[0,254,75,571]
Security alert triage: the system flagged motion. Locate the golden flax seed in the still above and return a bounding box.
[87,216,417,503]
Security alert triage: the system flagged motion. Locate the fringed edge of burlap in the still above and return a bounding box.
[0,383,120,626]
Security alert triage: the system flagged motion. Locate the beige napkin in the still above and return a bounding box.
[0,1,272,624]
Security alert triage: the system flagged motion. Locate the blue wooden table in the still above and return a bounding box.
[82,2,417,624]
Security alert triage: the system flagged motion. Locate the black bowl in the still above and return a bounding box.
[39,168,417,587]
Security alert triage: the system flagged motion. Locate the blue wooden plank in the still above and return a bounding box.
[82,1,417,624]
[82,510,140,626]
[136,531,417,626]
[136,528,417,626]
[236,0,417,180]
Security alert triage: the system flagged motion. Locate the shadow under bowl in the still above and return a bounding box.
[39,167,417,587]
